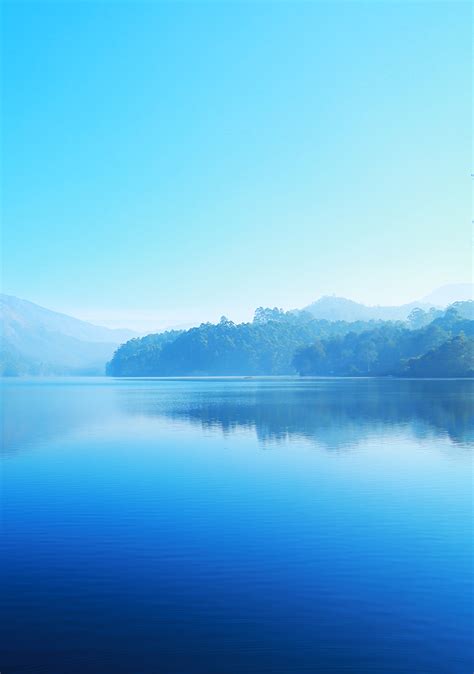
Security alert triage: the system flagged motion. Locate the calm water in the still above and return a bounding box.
[1,377,473,673]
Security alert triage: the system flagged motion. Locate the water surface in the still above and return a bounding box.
[1,377,472,673]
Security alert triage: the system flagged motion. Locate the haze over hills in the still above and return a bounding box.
[303,283,473,322]
[421,283,473,306]
[1,295,136,343]
[303,296,430,322]
[0,294,138,375]
[108,303,474,378]
[0,284,472,376]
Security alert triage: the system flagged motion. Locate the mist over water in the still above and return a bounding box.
[1,378,472,673]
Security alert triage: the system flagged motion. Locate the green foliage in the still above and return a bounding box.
[107,307,474,379]
[404,334,474,378]
[106,330,184,376]
[407,306,443,329]
[293,311,474,377]
[448,300,474,320]
[106,311,385,376]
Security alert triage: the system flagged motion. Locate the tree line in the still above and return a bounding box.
[293,309,473,377]
[107,303,473,378]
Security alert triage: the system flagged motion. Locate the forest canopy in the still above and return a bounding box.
[106,303,474,378]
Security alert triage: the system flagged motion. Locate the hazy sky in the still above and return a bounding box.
[2,1,472,331]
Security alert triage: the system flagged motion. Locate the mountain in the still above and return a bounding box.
[0,295,135,343]
[302,296,431,322]
[0,294,138,375]
[421,283,473,306]
[303,284,473,322]
[4,288,472,377]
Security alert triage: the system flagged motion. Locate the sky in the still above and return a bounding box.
[2,1,472,332]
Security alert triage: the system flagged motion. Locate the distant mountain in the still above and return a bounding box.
[3,287,472,377]
[303,296,431,322]
[1,295,135,343]
[421,283,473,306]
[0,294,138,375]
[303,284,473,322]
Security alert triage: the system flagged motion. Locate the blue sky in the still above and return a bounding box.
[2,1,471,331]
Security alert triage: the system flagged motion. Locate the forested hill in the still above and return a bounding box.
[106,309,386,376]
[293,309,474,378]
[107,304,474,378]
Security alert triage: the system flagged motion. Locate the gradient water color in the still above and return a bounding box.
[2,377,472,673]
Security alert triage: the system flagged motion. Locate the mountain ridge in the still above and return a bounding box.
[1,294,137,343]
[302,295,432,322]
[1,286,472,376]
[302,284,473,322]
[0,294,138,375]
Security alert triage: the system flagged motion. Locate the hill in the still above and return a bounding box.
[303,295,432,322]
[302,284,473,322]
[293,309,474,377]
[0,295,138,375]
[404,334,474,378]
[421,283,473,306]
[107,309,389,376]
[4,292,473,377]
[1,295,135,343]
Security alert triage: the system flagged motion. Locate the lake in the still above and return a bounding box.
[1,377,472,673]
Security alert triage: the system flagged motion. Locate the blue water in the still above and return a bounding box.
[1,377,472,673]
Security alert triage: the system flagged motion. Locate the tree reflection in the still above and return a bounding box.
[126,379,473,449]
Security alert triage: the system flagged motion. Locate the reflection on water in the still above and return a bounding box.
[1,377,473,674]
[3,378,473,455]
[120,378,473,448]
